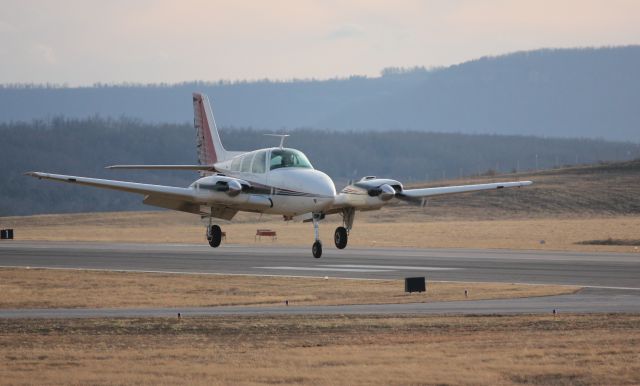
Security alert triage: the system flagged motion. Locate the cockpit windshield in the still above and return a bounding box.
[270,149,313,170]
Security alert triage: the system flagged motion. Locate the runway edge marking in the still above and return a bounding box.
[4,264,634,290]
[0,265,391,282]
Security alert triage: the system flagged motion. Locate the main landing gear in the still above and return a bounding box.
[334,208,355,250]
[334,226,348,249]
[204,210,356,258]
[207,224,222,248]
[310,208,356,258]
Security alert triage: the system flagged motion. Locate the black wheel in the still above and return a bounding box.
[312,240,322,258]
[208,225,222,248]
[334,226,348,249]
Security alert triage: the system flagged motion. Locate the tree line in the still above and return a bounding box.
[1,117,638,216]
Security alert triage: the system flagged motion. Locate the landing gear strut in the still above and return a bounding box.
[207,224,222,248]
[312,213,323,258]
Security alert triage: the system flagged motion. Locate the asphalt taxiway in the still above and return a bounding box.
[1,241,639,317]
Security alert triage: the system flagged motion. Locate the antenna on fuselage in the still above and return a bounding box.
[264,134,290,149]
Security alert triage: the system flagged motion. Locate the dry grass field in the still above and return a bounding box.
[2,210,640,253]
[0,268,578,309]
[1,314,638,385]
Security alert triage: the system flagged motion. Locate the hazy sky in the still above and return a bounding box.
[1,0,638,85]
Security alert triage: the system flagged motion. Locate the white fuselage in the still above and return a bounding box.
[204,147,337,216]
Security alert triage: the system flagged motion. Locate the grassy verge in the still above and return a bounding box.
[0,268,578,309]
[0,314,638,385]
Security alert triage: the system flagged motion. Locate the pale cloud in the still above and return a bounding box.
[326,24,365,40]
[31,44,57,65]
[0,0,638,85]
[0,20,15,33]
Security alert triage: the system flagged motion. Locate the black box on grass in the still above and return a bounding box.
[405,277,426,293]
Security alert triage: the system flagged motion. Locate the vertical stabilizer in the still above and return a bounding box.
[193,92,228,164]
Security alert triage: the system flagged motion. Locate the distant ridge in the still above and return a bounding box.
[394,158,640,220]
[1,46,639,141]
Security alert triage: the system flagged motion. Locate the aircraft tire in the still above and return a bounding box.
[334,226,348,249]
[312,240,322,258]
[208,225,222,248]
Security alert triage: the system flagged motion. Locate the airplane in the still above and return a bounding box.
[26,93,532,258]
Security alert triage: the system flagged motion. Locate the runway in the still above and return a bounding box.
[1,241,639,317]
[1,241,639,287]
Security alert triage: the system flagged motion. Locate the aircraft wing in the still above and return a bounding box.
[397,180,532,202]
[329,180,532,213]
[25,172,257,220]
[25,172,197,201]
[25,172,200,213]
[106,164,215,171]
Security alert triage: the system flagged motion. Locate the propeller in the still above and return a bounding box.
[367,184,396,201]
[226,179,242,197]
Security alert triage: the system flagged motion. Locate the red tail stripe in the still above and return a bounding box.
[197,96,217,164]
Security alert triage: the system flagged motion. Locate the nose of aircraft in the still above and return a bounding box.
[270,167,336,199]
[310,170,337,198]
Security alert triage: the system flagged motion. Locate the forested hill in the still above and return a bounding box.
[1,46,639,142]
[1,118,638,216]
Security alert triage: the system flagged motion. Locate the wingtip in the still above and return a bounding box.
[24,171,44,179]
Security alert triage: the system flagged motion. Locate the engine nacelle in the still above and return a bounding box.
[353,177,403,201]
[192,174,272,210]
[193,174,250,195]
[336,177,405,210]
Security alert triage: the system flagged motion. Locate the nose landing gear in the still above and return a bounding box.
[311,213,323,258]
[312,240,322,259]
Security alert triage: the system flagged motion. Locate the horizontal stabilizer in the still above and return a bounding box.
[106,165,215,171]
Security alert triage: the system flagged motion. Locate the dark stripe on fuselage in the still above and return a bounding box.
[228,177,333,199]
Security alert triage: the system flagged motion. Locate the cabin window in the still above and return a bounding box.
[252,150,267,173]
[269,149,313,170]
[230,156,241,171]
[240,153,254,173]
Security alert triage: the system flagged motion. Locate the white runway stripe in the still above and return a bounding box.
[254,266,394,273]
[320,264,461,271]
